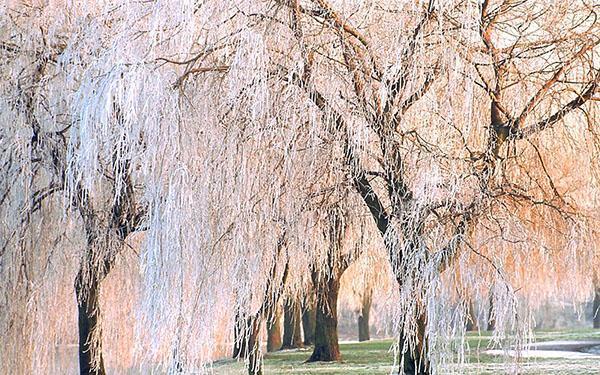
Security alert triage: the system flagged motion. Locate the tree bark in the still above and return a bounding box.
[307,273,342,362]
[399,312,429,375]
[358,289,372,342]
[487,293,496,331]
[266,307,282,352]
[302,304,317,346]
[75,273,106,375]
[593,284,600,329]
[281,299,303,349]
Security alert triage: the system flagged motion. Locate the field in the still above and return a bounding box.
[212,329,600,374]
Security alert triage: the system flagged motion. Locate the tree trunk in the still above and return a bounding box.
[232,313,244,358]
[465,299,478,332]
[307,274,342,362]
[487,293,496,331]
[399,312,429,375]
[292,305,303,348]
[358,290,372,342]
[75,273,106,375]
[281,299,303,349]
[233,313,253,358]
[72,155,139,375]
[266,308,282,352]
[302,304,317,346]
[593,285,600,329]
[247,317,262,375]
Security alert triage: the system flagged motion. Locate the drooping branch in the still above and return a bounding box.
[282,49,392,237]
[514,40,600,129]
[515,71,600,139]
[384,0,436,110]
[309,0,382,78]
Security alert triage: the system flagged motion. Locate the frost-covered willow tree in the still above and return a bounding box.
[0,3,187,373]
[1,1,600,375]
[228,0,599,372]
[338,240,393,342]
[0,1,333,373]
[197,0,598,373]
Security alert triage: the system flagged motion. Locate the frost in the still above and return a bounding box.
[0,1,599,374]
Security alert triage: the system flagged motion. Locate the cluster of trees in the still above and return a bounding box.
[1,0,599,374]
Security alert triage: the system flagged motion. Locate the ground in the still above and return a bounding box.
[212,329,600,374]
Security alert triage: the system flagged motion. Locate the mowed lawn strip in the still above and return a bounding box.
[212,329,600,374]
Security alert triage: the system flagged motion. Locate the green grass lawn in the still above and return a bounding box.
[212,329,600,374]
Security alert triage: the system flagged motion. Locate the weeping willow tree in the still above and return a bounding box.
[337,238,390,342]
[1,1,599,375]
[241,0,599,372]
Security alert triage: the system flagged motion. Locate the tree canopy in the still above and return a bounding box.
[1,1,599,374]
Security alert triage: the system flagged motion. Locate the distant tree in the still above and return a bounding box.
[281,298,304,349]
[266,306,283,352]
[358,286,373,342]
[487,292,496,332]
[302,292,317,346]
[465,299,478,332]
[593,275,600,329]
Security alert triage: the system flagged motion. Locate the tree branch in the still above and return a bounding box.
[515,71,600,139]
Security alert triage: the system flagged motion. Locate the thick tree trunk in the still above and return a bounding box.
[465,300,478,332]
[72,154,139,375]
[308,274,342,362]
[75,273,106,375]
[266,308,282,352]
[358,290,372,342]
[399,312,429,375]
[302,304,317,346]
[281,299,303,349]
[593,285,600,329]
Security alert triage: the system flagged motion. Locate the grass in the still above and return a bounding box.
[212,329,600,374]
